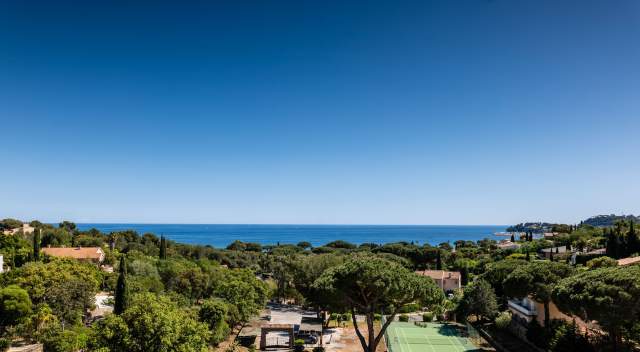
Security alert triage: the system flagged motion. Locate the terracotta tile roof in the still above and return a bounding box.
[415,270,461,280]
[586,248,606,255]
[617,256,640,266]
[41,247,104,260]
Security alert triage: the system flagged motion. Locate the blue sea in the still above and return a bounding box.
[75,224,507,248]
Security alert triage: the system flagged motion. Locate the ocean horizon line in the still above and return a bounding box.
[72,222,509,227]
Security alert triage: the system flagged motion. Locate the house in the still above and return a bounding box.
[585,248,606,255]
[497,240,521,251]
[0,254,3,273]
[91,292,114,319]
[2,223,35,236]
[509,296,592,339]
[617,256,640,266]
[415,270,461,292]
[539,245,567,259]
[41,247,105,264]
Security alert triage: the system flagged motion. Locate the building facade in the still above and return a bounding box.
[415,270,461,292]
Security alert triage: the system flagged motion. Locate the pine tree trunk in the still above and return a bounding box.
[543,301,550,330]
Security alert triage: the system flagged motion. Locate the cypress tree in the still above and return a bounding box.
[526,249,531,261]
[461,265,469,286]
[549,250,554,261]
[613,231,621,259]
[436,250,442,270]
[114,256,129,315]
[605,228,615,258]
[510,234,515,242]
[159,235,167,260]
[628,220,638,256]
[33,229,41,261]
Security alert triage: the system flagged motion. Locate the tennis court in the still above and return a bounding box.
[385,322,480,352]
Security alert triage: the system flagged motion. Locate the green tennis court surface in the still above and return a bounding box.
[385,322,481,352]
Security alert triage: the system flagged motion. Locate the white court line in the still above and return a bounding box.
[447,329,467,352]
[396,327,407,352]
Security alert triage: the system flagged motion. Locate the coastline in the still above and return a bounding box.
[75,223,508,248]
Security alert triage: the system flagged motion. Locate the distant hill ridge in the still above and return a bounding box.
[507,214,639,232]
[582,214,640,227]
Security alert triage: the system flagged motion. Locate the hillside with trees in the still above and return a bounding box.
[582,214,640,227]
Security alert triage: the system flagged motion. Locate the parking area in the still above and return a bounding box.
[261,303,322,349]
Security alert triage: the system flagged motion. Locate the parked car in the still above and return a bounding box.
[297,334,318,344]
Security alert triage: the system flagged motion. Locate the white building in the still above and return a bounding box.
[0,254,4,273]
[2,223,35,236]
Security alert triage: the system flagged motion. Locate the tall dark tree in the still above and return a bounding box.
[114,256,129,315]
[461,265,469,286]
[159,235,167,260]
[628,220,639,256]
[510,234,515,242]
[456,280,498,322]
[606,228,618,258]
[436,250,442,270]
[33,229,41,261]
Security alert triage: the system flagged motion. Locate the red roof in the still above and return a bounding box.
[41,247,104,260]
[617,256,640,266]
[415,270,461,280]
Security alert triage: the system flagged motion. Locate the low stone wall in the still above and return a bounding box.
[9,344,44,352]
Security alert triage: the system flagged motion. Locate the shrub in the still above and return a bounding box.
[0,338,10,352]
[374,313,382,321]
[294,339,305,352]
[549,321,594,352]
[398,303,421,313]
[313,347,325,352]
[341,313,351,322]
[586,256,618,269]
[526,319,566,350]
[422,312,434,322]
[494,311,512,330]
[399,314,409,322]
[526,319,547,349]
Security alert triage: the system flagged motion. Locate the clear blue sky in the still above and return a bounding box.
[1,0,639,225]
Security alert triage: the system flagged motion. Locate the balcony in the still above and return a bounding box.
[508,299,537,317]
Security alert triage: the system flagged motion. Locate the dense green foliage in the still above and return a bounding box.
[583,214,640,227]
[553,265,640,350]
[198,298,230,345]
[0,285,32,330]
[456,280,498,322]
[0,221,269,351]
[90,293,210,352]
[1,217,639,351]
